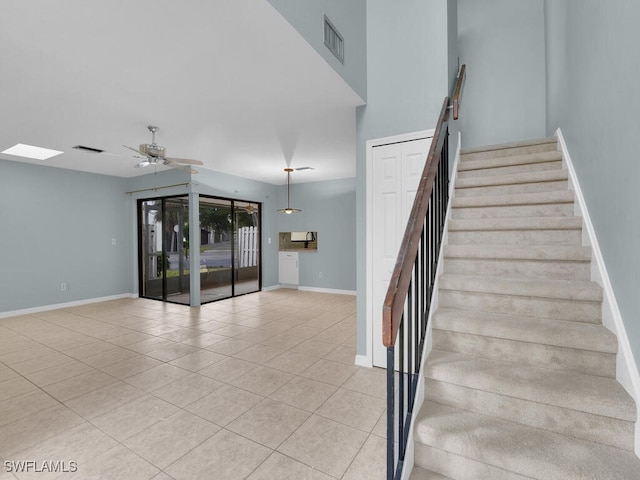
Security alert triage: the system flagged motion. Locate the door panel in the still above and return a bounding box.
[234,201,260,296]
[140,200,164,301]
[164,197,189,305]
[199,198,233,302]
[372,137,432,367]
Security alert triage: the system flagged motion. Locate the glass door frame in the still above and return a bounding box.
[137,194,262,305]
[199,194,262,303]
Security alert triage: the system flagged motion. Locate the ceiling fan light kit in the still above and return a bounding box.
[124,125,204,174]
[277,168,302,214]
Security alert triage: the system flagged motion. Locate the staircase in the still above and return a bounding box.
[410,138,640,479]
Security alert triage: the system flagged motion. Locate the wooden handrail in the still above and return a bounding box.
[453,64,466,120]
[382,96,450,347]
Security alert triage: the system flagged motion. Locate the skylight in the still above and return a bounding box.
[1,143,63,160]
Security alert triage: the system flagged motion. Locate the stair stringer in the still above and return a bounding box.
[557,128,640,458]
[398,132,462,480]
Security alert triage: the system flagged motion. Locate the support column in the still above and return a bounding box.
[189,192,201,307]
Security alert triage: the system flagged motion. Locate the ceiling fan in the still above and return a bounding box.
[123,126,204,174]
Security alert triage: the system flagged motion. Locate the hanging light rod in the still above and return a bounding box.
[276,168,302,214]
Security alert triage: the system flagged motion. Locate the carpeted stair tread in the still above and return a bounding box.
[425,350,636,421]
[455,168,568,188]
[443,244,591,261]
[460,137,557,156]
[458,151,562,173]
[452,190,574,208]
[432,308,617,353]
[439,274,602,302]
[410,466,454,480]
[414,401,640,480]
[448,216,582,231]
[414,444,534,480]
[457,160,562,180]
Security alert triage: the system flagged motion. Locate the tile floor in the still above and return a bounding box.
[0,289,387,480]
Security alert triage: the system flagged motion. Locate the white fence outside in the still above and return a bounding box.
[238,226,258,267]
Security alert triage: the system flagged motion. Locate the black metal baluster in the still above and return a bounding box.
[387,348,395,480]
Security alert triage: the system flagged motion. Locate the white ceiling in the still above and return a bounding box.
[0,0,365,185]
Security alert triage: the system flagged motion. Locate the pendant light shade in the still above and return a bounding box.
[277,168,302,214]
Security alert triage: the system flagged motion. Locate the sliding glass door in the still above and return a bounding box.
[139,195,260,305]
[199,198,233,302]
[234,201,260,295]
[139,196,190,305]
[198,197,261,303]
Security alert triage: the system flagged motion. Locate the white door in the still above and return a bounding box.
[371,137,432,367]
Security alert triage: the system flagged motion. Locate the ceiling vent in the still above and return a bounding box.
[324,15,344,64]
[73,145,104,153]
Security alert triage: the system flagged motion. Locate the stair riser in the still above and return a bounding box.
[461,143,558,162]
[439,291,602,323]
[432,329,616,377]
[448,230,582,247]
[452,203,574,219]
[414,443,530,480]
[423,380,634,451]
[455,180,568,197]
[457,160,563,179]
[443,258,591,281]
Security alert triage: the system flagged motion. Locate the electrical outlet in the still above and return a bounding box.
[60,283,67,291]
[319,271,323,278]
[112,238,117,245]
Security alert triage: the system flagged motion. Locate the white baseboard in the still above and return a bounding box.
[261,284,281,292]
[354,354,372,367]
[0,293,136,319]
[556,128,640,458]
[298,286,356,296]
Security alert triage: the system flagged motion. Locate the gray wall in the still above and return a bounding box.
[277,177,356,291]
[457,0,546,148]
[0,160,132,312]
[355,0,455,355]
[267,0,367,101]
[545,0,640,367]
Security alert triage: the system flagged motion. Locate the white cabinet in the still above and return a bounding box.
[279,251,299,286]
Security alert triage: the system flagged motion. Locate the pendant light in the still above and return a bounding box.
[277,168,302,214]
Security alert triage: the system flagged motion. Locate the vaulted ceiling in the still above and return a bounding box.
[0,0,364,184]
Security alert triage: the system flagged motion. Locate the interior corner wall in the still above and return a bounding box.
[266,0,367,101]
[0,160,132,313]
[277,177,356,292]
[355,0,451,356]
[544,0,640,368]
[457,0,546,148]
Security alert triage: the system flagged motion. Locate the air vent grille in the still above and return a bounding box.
[324,15,344,64]
[73,145,104,153]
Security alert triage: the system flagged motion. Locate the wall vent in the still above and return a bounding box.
[323,15,344,64]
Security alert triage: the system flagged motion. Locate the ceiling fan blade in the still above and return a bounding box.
[123,145,147,156]
[165,157,204,166]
